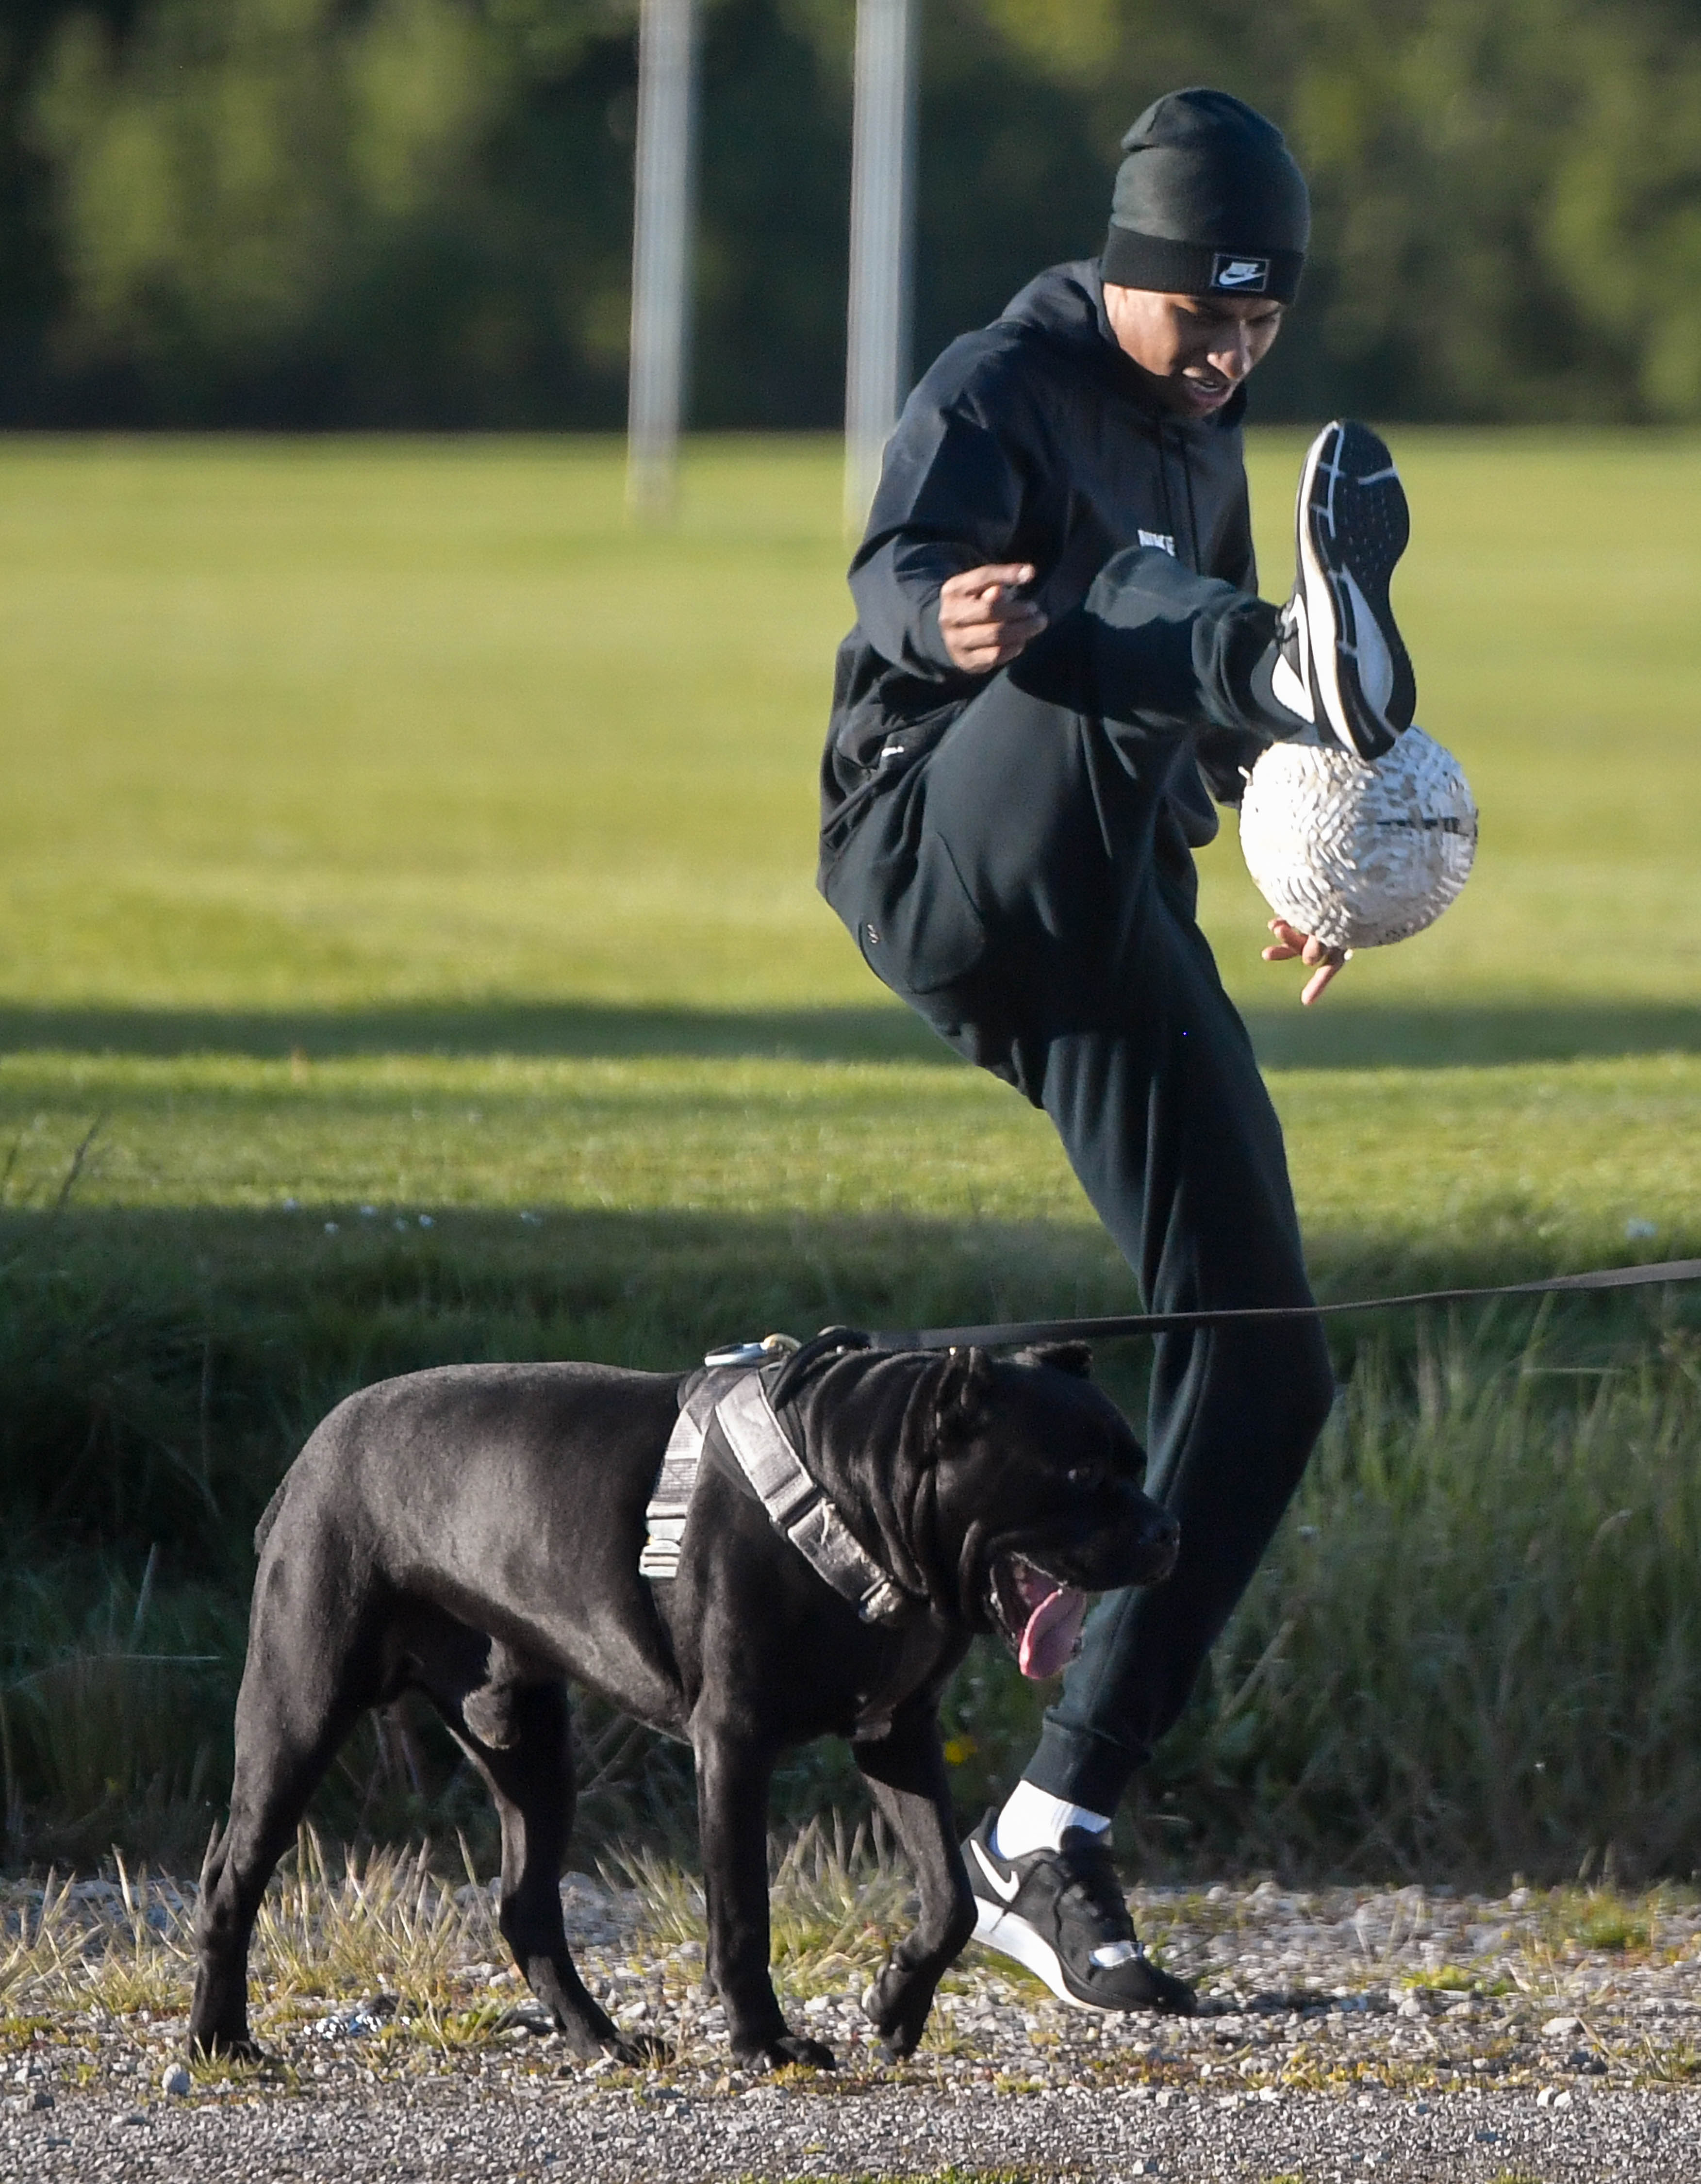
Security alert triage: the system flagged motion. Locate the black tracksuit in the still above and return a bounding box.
[817,260,1334,1814]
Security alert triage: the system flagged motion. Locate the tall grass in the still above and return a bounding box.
[1141,1308,1701,1880]
[608,1815,918,1996]
[0,1821,906,2028]
[0,1554,240,1867]
[0,1830,511,2024]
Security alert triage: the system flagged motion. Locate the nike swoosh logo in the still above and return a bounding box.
[970,1839,1021,1903]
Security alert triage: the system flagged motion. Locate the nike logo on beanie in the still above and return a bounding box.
[1212,253,1270,291]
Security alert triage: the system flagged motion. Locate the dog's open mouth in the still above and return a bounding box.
[991,1554,1089,1681]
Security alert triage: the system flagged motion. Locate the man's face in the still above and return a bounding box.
[1102,284,1285,418]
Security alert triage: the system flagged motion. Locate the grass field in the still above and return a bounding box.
[4,433,1699,1245]
[2,432,1700,1877]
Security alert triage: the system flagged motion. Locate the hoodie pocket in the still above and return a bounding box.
[832,823,988,998]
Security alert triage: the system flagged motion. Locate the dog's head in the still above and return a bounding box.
[782,1339,1178,1679]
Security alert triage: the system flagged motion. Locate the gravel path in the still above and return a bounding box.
[5,1874,1701,2180]
[5,2079,1701,2183]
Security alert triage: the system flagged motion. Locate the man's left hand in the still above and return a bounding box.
[1262,918,1350,1006]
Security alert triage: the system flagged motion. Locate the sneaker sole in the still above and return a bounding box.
[972,1895,1194,2015]
[972,1896,1102,2010]
[1296,420,1415,759]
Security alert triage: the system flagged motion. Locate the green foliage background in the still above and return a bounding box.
[4,0,1701,427]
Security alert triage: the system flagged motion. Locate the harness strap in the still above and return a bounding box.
[636,1375,719,1582]
[716,1373,913,1626]
[640,1367,915,1627]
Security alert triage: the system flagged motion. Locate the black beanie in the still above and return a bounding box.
[1102,87,1309,304]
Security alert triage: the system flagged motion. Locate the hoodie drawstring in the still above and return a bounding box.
[1181,437,1203,572]
[1155,420,1204,573]
[1155,423,1179,560]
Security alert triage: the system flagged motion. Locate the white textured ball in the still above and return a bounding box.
[1238,727,1477,950]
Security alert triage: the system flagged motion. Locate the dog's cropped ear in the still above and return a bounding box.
[1011,1340,1093,1379]
[932,1345,995,1441]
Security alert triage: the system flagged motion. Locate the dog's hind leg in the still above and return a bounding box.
[189,1561,386,2058]
[434,1666,651,2064]
[852,1695,977,2058]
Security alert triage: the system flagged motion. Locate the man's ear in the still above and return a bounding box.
[933,1346,995,1441]
[1011,1340,1093,1379]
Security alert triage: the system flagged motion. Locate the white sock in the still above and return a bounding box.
[992,1779,1112,1861]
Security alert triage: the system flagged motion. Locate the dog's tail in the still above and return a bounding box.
[252,1476,290,1558]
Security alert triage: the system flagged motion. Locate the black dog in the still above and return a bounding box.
[189,1333,1177,2069]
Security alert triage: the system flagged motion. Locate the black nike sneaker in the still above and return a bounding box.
[962,1811,1195,2014]
[1274,419,1416,761]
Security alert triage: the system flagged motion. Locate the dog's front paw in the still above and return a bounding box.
[735,2030,836,2072]
[861,1966,932,2058]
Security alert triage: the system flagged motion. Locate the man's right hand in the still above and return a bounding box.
[938,563,1048,674]
[1262,918,1351,1006]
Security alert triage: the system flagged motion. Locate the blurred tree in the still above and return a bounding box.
[0,1,131,420]
[2,0,1701,426]
[24,0,642,423]
[919,0,1701,424]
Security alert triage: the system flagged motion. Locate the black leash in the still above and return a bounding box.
[862,1256,1701,1353]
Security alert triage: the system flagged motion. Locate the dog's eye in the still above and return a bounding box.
[1066,1462,1100,1488]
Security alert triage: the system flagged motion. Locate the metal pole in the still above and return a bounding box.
[627,0,699,519]
[844,0,918,534]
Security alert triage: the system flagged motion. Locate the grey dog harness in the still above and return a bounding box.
[640,1363,912,1626]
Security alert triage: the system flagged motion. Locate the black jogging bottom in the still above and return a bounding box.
[821,546,1336,1814]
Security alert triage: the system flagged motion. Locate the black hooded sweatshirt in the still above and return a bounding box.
[820,259,1267,852]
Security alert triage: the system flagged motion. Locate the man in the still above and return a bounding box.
[816,88,1415,2013]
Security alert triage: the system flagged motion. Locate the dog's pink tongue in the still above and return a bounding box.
[1017,1585,1088,1680]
